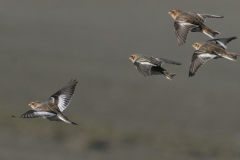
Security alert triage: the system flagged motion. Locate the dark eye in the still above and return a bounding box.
[32,103,34,105]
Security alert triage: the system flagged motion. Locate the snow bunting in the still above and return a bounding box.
[189,40,238,77]
[168,9,223,46]
[18,78,78,125]
[129,54,182,80]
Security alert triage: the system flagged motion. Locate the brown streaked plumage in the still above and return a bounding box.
[189,40,238,77]
[17,79,78,125]
[168,9,223,46]
[129,54,182,80]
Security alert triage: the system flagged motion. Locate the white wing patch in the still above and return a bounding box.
[216,40,227,49]
[57,95,72,112]
[38,111,56,117]
[138,61,156,66]
[179,22,197,27]
[199,53,217,59]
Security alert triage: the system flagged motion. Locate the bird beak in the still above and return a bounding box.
[28,103,31,106]
[129,57,132,60]
[168,12,171,14]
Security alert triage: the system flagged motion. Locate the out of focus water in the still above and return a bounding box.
[1,1,240,160]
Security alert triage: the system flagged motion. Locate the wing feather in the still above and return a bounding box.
[48,79,78,112]
[134,61,154,77]
[189,51,217,77]
[21,109,56,118]
[174,21,198,46]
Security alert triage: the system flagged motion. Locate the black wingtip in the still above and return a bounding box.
[69,78,78,84]
[189,72,195,77]
[71,122,78,125]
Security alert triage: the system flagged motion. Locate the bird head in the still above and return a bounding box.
[28,101,42,109]
[129,54,139,63]
[192,42,204,50]
[168,9,181,20]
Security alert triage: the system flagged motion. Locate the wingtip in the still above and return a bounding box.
[178,42,184,46]
[189,72,195,77]
[71,122,78,125]
[69,78,78,84]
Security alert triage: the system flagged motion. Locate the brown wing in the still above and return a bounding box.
[174,21,198,46]
[189,50,217,77]
[133,61,154,77]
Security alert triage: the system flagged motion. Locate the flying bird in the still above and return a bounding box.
[168,9,224,46]
[129,54,182,80]
[14,79,78,125]
[189,38,238,77]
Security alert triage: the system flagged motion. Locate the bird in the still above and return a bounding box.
[15,78,78,125]
[168,9,224,46]
[129,54,182,80]
[189,38,238,77]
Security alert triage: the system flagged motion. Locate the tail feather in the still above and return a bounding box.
[221,52,239,61]
[201,25,220,38]
[57,113,78,125]
[163,71,177,80]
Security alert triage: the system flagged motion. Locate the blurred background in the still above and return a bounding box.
[0,0,240,159]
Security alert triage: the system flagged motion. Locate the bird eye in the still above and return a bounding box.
[32,103,34,105]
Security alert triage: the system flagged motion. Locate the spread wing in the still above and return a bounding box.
[21,109,56,118]
[189,50,217,77]
[133,60,156,77]
[207,36,237,49]
[48,79,78,112]
[174,21,198,46]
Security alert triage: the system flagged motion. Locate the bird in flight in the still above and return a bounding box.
[168,9,223,46]
[189,37,238,77]
[129,54,182,80]
[14,79,78,125]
